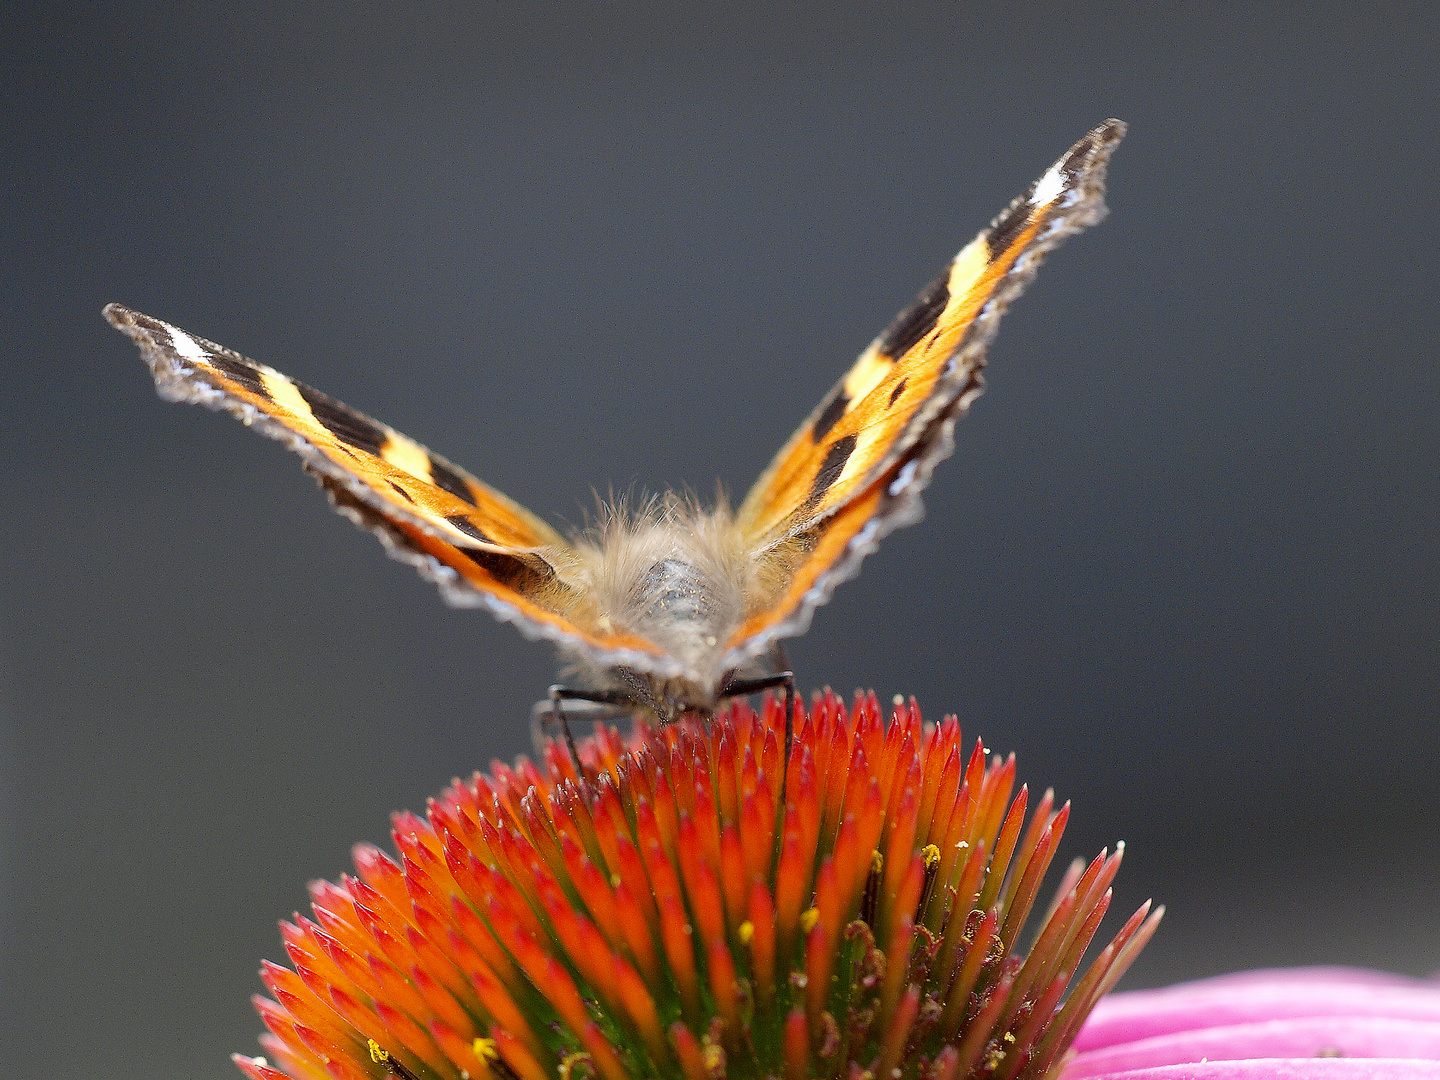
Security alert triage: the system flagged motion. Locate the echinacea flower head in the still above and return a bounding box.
[234,691,1161,1080]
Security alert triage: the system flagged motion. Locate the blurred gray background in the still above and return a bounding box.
[3,3,1436,1077]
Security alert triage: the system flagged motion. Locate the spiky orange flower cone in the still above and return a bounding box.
[234,691,1161,1080]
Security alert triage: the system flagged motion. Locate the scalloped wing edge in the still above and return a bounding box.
[764,118,1125,551]
[725,120,1125,663]
[107,304,690,680]
[723,374,981,671]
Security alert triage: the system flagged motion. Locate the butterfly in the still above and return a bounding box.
[107,119,1125,742]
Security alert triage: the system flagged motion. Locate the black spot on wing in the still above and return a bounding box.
[388,480,416,504]
[986,195,1035,257]
[428,456,477,506]
[445,514,493,545]
[878,273,949,359]
[296,383,387,457]
[126,312,176,353]
[802,433,858,514]
[460,548,555,596]
[888,378,907,407]
[209,354,271,399]
[811,389,849,443]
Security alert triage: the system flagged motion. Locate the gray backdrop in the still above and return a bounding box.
[3,3,1437,1078]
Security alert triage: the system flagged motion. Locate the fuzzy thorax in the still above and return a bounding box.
[550,498,764,706]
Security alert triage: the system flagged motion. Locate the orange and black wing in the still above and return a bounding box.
[727,120,1126,663]
[105,304,669,670]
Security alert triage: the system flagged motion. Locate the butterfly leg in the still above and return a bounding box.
[720,662,796,783]
[541,685,637,783]
[530,692,632,758]
[719,669,796,710]
[774,642,794,764]
[718,644,796,801]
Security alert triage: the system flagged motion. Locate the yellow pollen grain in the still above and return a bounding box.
[702,1044,725,1072]
[922,843,941,869]
[738,920,755,945]
[379,431,434,482]
[368,1040,389,1064]
[799,907,820,933]
[871,850,884,873]
[472,1038,498,1062]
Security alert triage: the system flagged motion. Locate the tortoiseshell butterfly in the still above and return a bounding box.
[107,120,1125,733]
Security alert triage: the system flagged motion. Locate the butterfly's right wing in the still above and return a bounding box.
[725,121,1126,666]
[105,305,673,672]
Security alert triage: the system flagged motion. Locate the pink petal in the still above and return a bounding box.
[1072,1061,1440,1079]
[1180,968,1434,992]
[1077,969,1440,1052]
[1067,1018,1440,1076]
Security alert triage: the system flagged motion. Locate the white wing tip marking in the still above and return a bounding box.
[1029,162,1067,208]
[167,325,209,363]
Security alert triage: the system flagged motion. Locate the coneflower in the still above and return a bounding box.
[234,691,1161,1080]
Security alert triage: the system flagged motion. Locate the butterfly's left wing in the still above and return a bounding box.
[105,304,674,672]
[726,120,1126,665]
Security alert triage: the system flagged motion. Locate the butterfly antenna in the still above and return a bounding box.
[547,688,588,786]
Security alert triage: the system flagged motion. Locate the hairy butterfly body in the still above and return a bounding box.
[107,120,1125,724]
